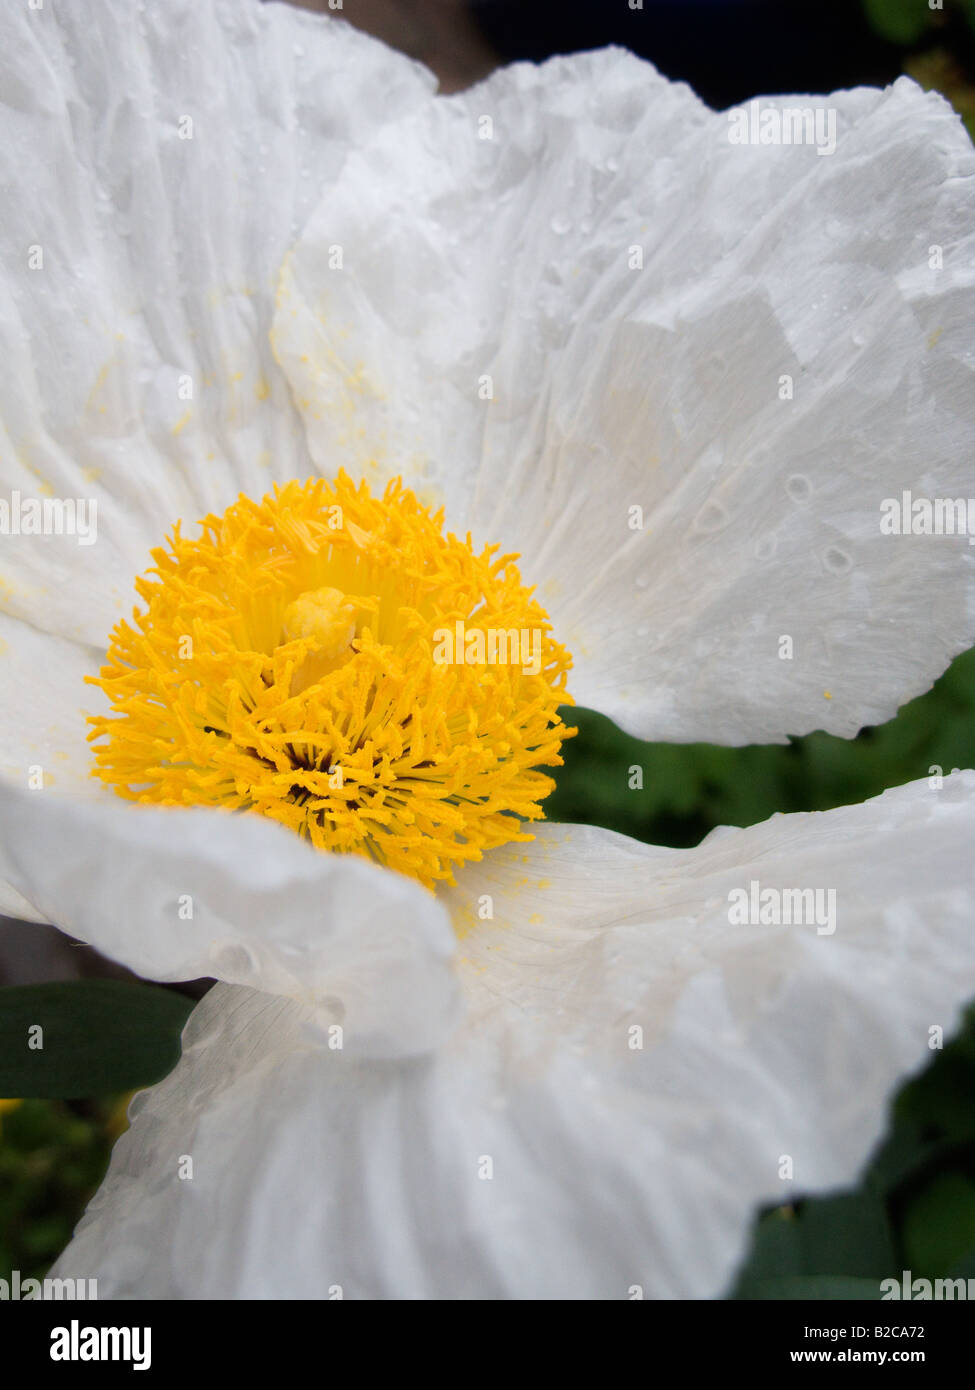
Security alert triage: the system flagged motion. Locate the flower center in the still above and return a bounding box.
[281,586,363,690]
[88,473,574,889]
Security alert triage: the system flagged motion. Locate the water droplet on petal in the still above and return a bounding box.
[823,545,853,574]
[210,941,258,979]
[694,501,730,534]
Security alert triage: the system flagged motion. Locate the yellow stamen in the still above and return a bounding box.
[87,473,575,891]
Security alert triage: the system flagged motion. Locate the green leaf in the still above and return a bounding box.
[902,1174,975,1278]
[792,1190,897,1278]
[892,1048,975,1143]
[947,1248,975,1280]
[731,1191,896,1298]
[730,1206,804,1296]
[0,981,194,1098]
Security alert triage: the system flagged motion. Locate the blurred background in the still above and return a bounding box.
[3,0,975,1297]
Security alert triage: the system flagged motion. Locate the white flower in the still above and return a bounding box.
[1,0,974,1298]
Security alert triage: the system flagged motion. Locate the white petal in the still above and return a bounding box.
[50,774,975,1297]
[0,611,102,917]
[274,52,975,742]
[0,782,458,1058]
[0,0,432,647]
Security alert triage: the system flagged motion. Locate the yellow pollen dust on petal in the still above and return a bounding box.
[86,473,576,893]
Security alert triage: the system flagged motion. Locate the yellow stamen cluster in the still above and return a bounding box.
[88,474,575,889]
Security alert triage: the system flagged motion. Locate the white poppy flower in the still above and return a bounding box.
[1,0,975,1299]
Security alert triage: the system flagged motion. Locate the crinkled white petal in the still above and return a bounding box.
[51,774,975,1297]
[275,50,975,743]
[0,610,103,918]
[0,0,432,919]
[0,0,432,647]
[0,781,459,1058]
